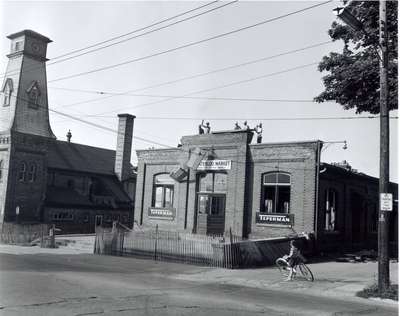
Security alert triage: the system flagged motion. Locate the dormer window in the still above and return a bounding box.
[26,81,41,109]
[2,78,13,107]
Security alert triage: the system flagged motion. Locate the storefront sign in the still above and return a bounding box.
[256,213,294,226]
[380,193,393,211]
[148,208,175,220]
[197,160,231,170]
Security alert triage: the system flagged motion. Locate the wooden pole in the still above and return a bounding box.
[378,0,390,293]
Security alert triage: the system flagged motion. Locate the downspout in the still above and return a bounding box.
[139,163,146,225]
[313,141,323,244]
[184,168,190,230]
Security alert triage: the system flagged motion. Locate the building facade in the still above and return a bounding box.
[135,129,398,253]
[0,30,136,234]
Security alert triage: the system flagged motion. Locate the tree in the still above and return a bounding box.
[315,1,397,114]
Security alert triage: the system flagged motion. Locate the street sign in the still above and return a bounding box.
[380,193,393,211]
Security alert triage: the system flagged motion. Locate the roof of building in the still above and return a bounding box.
[7,30,52,43]
[321,162,398,188]
[47,140,135,177]
[45,176,133,208]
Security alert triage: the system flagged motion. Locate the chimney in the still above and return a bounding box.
[115,114,135,181]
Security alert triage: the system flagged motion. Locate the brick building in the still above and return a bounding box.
[135,129,398,253]
[0,30,136,234]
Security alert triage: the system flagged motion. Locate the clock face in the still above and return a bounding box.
[31,42,41,53]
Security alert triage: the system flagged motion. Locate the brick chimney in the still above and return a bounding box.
[115,114,135,181]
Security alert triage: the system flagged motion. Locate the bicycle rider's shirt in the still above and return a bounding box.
[288,246,303,266]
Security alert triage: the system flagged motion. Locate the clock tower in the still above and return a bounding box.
[0,30,55,224]
[0,30,55,137]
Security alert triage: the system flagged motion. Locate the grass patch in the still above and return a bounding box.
[356,283,398,301]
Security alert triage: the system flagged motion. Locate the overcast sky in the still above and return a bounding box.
[0,0,398,181]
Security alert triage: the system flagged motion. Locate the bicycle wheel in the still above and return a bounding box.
[298,263,314,281]
[276,258,290,278]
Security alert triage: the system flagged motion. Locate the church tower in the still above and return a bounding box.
[0,30,55,223]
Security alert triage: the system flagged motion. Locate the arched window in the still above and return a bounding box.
[197,172,227,215]
[2,78,13,107]
[152,173,174,208]
[18,162,26,182]
[261,172,291,213]
[28,163,37,182]
[325,188,338,231]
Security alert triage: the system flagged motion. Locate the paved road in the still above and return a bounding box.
[0,253,397,315]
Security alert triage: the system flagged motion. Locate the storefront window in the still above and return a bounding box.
[152,173,174,208]
[261,172,291,213]
[197,172,227,215]
[325,188,338,231]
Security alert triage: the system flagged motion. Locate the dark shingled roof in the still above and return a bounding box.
[47,140,116,175]
[45,183,132,209]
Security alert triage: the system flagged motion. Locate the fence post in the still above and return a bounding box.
[154,224,158,261]
[228,228,233,269]
[49,224,56,248]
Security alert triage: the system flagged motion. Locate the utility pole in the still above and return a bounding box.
[378,0,390,293]
[334,0,392,294]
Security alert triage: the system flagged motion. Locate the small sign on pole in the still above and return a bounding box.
[380,193,393,211]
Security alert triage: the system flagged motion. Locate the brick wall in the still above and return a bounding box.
[135,131,252,236]
[317,167,398,253]
[248,142,319,239]
[134,133,320,240]
[3,132,48,222]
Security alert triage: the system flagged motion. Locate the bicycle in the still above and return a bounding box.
[275,256,314,282]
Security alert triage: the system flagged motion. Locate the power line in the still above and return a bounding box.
[52,1,221,60]
[3,92,170,148]
[1,1,229,77]
[85,115,399,120]
[47,88,316,103]
[48,1,333,83]
[93,62,320,116]
[48,2,238,66]
[50,40,333,110]
[0,92,365,171]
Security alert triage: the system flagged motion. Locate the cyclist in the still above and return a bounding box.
[284,239,305,281]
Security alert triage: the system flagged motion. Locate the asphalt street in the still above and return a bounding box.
[0,253,397,316]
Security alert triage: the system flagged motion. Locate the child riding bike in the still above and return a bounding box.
[283,239,306,281]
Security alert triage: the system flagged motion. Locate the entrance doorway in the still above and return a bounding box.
[198,194,226,235]
[196,172,227,235]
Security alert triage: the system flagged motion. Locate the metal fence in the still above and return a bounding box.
[94,224,242,268]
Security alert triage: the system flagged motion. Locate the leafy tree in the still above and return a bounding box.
[315,1,397,114]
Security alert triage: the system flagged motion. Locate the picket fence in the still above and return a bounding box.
[94,224,242,268]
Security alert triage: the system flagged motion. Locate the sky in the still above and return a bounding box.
[0,0,398,182]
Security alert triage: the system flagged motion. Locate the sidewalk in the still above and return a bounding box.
[169,260,398,306]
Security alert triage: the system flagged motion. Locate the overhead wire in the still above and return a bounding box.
[86,115,399,120]
[48,0,333,83]
[2,91,391,172]
[92,62,321,116]
[49,40,333,110]
[1,1,231,77]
